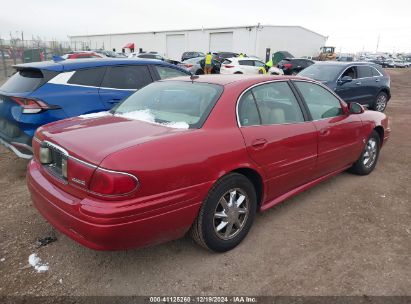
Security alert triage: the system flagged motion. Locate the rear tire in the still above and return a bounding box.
[191,173,257,252]
[349,131,380,175]
[373,92,388,112]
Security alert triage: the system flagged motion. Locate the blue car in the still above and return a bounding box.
[0,58,190,158]
[298,61,391,112]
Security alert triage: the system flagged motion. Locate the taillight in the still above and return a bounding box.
[223,65,234,68]
[283,63,292,69]
[11,97,58,114]
[184,64,193,68]
[89,168,138,197]
[67,158,96,189]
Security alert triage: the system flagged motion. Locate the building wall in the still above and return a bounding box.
[257,26,327,58]
[69,26,326,61]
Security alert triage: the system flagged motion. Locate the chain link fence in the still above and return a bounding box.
[0,38,77,85]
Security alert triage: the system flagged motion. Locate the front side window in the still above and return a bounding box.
[294,81,343,120]
[68,68,106,87]
[112,81,223,129]
[101,65,152,90]
[341,66,357,79]
[154,66,188,79]
[254,60,266,67]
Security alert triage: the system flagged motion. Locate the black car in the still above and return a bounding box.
[278,58,314,75]
[212,52,239,63]
[181,51,205,61]
[298,62,391,112]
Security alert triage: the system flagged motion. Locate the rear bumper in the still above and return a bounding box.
[27,159,203,250]
[0,136,32,158]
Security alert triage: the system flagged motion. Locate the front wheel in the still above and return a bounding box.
[191,173,257,252]
[349,131,380,175]
[373,92,388,112]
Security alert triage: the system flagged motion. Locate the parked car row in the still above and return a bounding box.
[0,53,392,253]
[0,58,190,158]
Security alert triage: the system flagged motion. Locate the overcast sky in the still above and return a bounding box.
[1,0,410,53]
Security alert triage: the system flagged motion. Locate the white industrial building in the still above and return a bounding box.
[69,25,327,61]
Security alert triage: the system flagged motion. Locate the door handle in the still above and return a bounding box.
[319,129,330,136]
[355,81,361,85]
[107,98,122,103]
[251,138,268,149]
[375,78,380,82]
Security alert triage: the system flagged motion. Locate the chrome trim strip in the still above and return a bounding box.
[37,139,139,196]
[0,138,33,159]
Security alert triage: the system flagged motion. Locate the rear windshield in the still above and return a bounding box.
[0,69,45,93]
[183,57,203,63]
[298,64,343,81]
[111,81,223,129]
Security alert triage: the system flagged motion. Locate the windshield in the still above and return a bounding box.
[111,81,223,129]
[298,64,343,81]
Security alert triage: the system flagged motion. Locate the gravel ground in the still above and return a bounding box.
[0,69,410,297]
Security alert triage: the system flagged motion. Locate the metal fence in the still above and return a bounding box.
[0,38,74,84]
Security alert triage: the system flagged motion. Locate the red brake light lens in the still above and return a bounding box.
[67,158,96,189]
[89,168,138,197]
[184,64,193,68]
[11,97,55,114]
[224,65,234,68]
[283,63,293,69]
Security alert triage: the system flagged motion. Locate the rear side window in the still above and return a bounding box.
[252,82,304,125]
[102,65,153,90]
[154,66,188,79]
[68,68,106,87]
[357,66,373,78]
[239,60,254,66]
[0,69,49,93]
[238,91,260,126]
[295,81,342,120]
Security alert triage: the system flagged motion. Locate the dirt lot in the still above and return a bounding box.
[0,69,410,298]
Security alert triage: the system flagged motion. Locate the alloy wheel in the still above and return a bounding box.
[363,138,378,168]
[213,188,249,240]
[376,94,387,112]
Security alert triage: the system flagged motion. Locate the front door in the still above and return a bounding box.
[293,81,364,177]
[237,81,318,201]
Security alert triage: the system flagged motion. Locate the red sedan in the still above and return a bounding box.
[27,75,390,252]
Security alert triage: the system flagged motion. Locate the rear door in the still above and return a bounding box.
[99,65,153,108]
[356,65,375,105]
[238,81,317,201]
[293,81,363,177]
[238,60,257,74]
[35,67,107,117]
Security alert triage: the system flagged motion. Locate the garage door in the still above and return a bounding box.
[209,32,233,52]
[166,34,185,61]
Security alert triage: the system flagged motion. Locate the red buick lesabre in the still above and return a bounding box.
[27,75,390,252]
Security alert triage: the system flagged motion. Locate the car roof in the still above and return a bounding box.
[13,58,177,72]
[163,74,303,86]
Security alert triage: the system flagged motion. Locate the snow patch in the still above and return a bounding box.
[0,258,4,262]
[28,253,49,273]
[79,111,110,119]
[115,110,189,129]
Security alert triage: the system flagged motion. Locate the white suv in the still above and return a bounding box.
[220,57,283,75]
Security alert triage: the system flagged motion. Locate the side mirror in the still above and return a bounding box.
[338,76,353,85]
[349,102,364,114]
